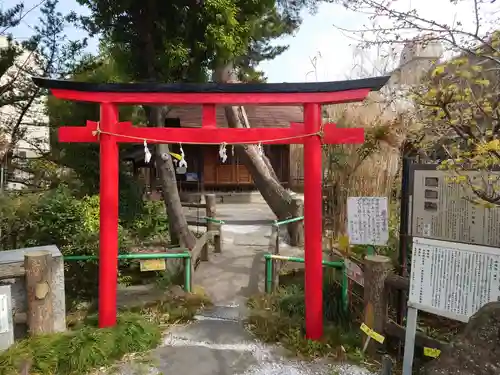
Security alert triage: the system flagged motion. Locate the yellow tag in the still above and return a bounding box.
[338,235,350,252]
[360,323,385,344]
[169,152,182,161]
[140,259,166,272]
[423,347,441,358]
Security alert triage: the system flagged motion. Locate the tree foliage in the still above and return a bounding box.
[334,0,500,205]
[74,0,320,247]
[46,55,150,222]
[0,0,87,188]
[411,31,500,205]
[77,0,312,82]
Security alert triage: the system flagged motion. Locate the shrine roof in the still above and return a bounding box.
[32,76,389,94]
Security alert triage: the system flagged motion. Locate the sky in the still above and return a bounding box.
[3,0,493,82]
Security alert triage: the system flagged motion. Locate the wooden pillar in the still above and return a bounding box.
[288,197,304,246]
[303,102,323,340]
[99,103,119,328]
[199,146,205,194]
[144,165,151,195]
[363,255,392,354]
[213,231,222,254]
[205,194,216,231]
[25,251,54,335]
[204,193,221,253]
[132,161,139,178]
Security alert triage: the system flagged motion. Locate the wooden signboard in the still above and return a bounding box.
[139,259,166,272]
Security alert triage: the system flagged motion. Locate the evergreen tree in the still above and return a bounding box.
[76,0,320,246]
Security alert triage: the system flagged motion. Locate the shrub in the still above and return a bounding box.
[127,200,169,242]
[0,185,171,306]
[0,192,42,250]
[0,187,131,305]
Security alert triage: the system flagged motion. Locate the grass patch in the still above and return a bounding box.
[0,290,211,375]
[0,313,161,375]
[125,289,212,327]
[246,281,363,361]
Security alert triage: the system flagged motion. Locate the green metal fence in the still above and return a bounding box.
[202,217,225,224]
[263,253,348,312]
[273,216,304,227]
[64,252,192,292]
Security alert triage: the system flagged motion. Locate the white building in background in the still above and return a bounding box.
[387,38,444,112]
[0,35,50,190]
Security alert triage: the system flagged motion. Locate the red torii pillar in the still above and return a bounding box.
[33,76,388,340]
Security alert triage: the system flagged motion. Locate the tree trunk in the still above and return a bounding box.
[214,63,304,244]
[147,106,196,249]
[25,250,54,336]
[225,106,296,219]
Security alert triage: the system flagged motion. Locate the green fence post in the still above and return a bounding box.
[184,256,192,293]
[366,245,375,256]
[265,255,273,293]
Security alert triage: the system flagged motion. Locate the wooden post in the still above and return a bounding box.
[363,255,392,354]
[205,193,222,253]
[205,193,216,231]
[288,197,304,246]
[24,251,54,335]
[270,226,280,290]
[201,194,217,260]
[213,230,222,253]
[381,355,393,375]
[200,241,209,261]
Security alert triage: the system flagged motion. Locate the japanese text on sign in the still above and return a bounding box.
[409,237,500,322]
[347,197,389,246]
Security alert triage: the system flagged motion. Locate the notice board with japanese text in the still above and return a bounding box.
[409,164,500,247]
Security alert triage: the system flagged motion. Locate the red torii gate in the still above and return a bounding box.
[33,76,388,340]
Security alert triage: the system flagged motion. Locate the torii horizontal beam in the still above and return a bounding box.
[32,76,389,105]
[59,121,364,144]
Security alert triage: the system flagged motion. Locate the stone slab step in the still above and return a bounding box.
[165,318,253,346]
[196,304,245,322]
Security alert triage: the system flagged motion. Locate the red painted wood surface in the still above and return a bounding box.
[98,103,119,328]
[59,121,364,145]
[50,88,371,105]
[202,104,217,127]
[303,103,323,339]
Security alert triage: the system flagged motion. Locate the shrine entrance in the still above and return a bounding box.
[33,76,389,340]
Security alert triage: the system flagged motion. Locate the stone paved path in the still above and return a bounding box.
[112,200,373,375]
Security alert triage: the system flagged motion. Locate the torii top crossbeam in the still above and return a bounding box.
[33,75,390,341]
[33,76,388,104]
[33,76,389,145]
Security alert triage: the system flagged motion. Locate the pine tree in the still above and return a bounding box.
[77,0,320,247]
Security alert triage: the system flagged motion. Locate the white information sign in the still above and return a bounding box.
[0,294,9,334]
[409,237,500,322]
[347,197,389,246]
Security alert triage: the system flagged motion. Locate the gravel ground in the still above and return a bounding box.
[106,203,374,375]
[109,304,375,375]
